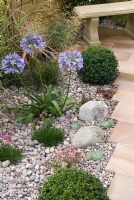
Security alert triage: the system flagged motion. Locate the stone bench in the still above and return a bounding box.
[74,1,134,45]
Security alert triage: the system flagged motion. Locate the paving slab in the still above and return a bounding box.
[102,42,115,48]
[111,102,134,124]
[106,144,134,177]
[109,121,134,146]
[112,43,134,53]
[115,77,134,90]
[119,61,134,76]
[113,51,131,62]
[128,53,134,62]
[108,173,134,200]
[101,35,134,45]
[112,89,134,104]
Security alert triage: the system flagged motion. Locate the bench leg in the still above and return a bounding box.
[126,14,134,36]
[83,18,101,46]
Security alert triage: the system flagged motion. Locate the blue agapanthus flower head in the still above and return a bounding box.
[1,53,25,74]
[20,33,45,54]
[58,50,83,72]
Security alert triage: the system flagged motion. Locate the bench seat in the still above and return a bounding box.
[74,1,134,45]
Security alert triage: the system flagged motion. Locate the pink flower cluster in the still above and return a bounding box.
[0,130,12,143]
[56,145,77,161]
[45,145,82,169]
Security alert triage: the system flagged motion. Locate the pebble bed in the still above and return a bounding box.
[0,71,118,200]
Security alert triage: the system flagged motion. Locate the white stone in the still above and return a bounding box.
[45,148,50,154]
[79,101,108,122]
[71,126,105,148]
[2,160,10,168]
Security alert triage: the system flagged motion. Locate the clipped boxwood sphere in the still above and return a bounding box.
[38,168,109,200]
[79,46,119,85]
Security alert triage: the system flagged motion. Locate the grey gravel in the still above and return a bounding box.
[0,70,117,199]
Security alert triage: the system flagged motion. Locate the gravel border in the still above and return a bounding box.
[0,71,118,200]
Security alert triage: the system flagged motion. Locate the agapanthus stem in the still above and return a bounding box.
[62,70,71,112]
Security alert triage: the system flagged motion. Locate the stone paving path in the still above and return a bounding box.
[101,34,134,200]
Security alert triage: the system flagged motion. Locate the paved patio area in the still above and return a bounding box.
[101,33,134,200]
[73,29,134,199]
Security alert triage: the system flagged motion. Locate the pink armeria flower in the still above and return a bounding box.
[0,130,12,143]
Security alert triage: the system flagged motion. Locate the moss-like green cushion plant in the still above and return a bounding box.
[32,126,64,147]
[0,144,22,164]
[79,46,119,85]
[38,168,110,200]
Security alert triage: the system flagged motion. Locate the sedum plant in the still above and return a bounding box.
[98,119,114,129]
[69,122,83,130]
[38,168,109,200]
[86,150,104,161]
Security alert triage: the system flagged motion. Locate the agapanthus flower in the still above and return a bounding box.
[20,33,45,54]
[58,50,83,71]
[1,53,25,74]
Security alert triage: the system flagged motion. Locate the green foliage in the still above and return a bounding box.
[0,144,22,164]
[12,85,63,122]
[27,60,61,87]
[79,46,119,85]
[90,0,105,4]
[1,72,24,87]
[38,168,109,200]
[113,15,127,27]
[44,18,80,52]
[69,122,83,130]
[11,85,76,122]
[32,123,64,147]
[86,151,104,161]
[98,119,114,129]
[1,58,60,88]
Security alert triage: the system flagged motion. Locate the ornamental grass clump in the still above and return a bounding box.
[44,18,80,52]
[0,130,22,164]
[79,46,119,85]
[38,168,109,200]
[32,124,64,147]
[28,61,61,86]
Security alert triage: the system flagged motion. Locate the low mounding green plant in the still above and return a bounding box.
[44,18,80,52]
[12,84,76,122]
[86,151,104,161]
[32,123,64,147]
[113,15,127,27]
[98,119,114,129]
[79,46,119,85]
[0,144,22,164]
[69,122,83,130]
[38,168,109,200]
